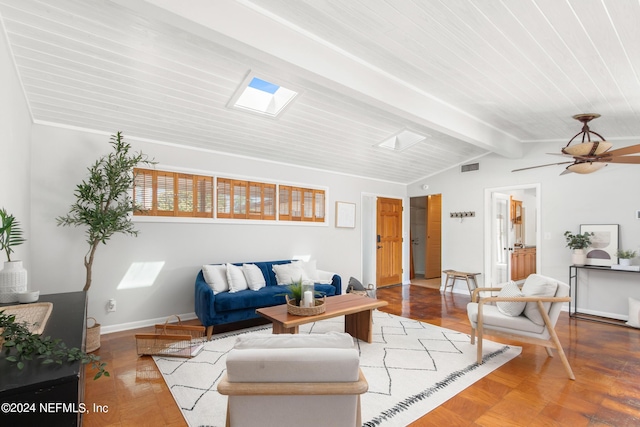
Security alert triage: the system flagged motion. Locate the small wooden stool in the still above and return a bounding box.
[442,270,481,295]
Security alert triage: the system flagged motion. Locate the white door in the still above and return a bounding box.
[492,192,511,284]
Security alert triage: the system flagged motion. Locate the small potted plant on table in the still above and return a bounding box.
[616,249,637,266]
[564,231,594,266]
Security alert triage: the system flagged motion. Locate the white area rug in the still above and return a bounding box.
[154,311,521,427]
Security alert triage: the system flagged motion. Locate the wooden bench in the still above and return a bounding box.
[442,270,481,295]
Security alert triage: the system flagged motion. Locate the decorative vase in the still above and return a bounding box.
[0,261,28,303]
[571,249,586,266]
[619,258,631,266]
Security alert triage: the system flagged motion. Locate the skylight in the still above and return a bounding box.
[229,74,299,118]
[378,130,428,152]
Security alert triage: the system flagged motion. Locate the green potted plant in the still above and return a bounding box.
[0,310,108,379]
[616,249,637,266]
[57,132,154,292]
[0,208,27,303]
[564,231,594,266]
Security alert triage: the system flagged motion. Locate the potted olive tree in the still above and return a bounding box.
[57,132,153,352]
[564,231,594,266]
[57,132,154,292]
[0,208,27,303]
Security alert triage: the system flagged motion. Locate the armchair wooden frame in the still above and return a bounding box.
[470,287,575,380]
[217,368,369,427]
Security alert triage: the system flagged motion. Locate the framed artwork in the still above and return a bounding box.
[580,224,619,266]
[335,202,356,228]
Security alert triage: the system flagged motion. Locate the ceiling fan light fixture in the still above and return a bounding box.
[566,162,606,174]
[562,140,613,157]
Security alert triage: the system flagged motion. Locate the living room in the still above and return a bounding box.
[1,1,639,426]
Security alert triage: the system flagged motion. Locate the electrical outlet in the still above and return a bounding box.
[107,299,116,312]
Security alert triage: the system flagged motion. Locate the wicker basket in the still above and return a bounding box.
[286,295,326,316]
[135,315,206,358]
[86,317,101,353]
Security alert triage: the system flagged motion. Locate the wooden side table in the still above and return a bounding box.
[442,270,480,295]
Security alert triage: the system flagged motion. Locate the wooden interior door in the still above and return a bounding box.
[424,194,442,279]
[376,197,403,287]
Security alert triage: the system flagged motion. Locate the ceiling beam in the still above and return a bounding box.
[120,0,523,158]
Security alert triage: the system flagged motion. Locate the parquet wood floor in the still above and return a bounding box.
[84,285,640,426]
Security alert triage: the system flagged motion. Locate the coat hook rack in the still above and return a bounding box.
[450,211,475,219]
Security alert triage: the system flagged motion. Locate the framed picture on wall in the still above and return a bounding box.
[335,202,356,228]
[580,224,619,266]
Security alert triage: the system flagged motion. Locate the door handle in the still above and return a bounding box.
[377,245,383,249]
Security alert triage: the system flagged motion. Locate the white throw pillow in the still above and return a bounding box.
[626,297,640,328]
[226,263,248,293]
[243,263,266,291]
[496,281,526,317]
[521,275,558,326]
[272,262,309,285]
[202,264,229,294]
[294,259,320,282]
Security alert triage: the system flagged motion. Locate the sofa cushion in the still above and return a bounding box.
[214,283,337,313]
[496,281,526,317]
[227,263,249,293]
[521,274,558,325]
[273,262,309,285]
[202,264,229,294]
[243,263,266,290]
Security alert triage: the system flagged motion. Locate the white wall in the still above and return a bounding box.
[0,26,31,266]
[28,125,405,329]
[408,141,640,319]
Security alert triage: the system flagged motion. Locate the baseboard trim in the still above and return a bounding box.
[100,312,198,335]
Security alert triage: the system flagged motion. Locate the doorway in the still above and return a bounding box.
[376,197,403,287]
[410,194,442,280]
[484,184,541,286]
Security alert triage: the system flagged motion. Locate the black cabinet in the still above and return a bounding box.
[0,292,87,426]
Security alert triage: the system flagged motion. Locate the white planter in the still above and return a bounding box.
[0,261,28,303]
[619,258,631,266]
[571,249,586,266]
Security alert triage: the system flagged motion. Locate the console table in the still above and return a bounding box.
[569,265,640,326]
[0,291,87,426]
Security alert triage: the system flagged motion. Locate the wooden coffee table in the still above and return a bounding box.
[255,293,388,343]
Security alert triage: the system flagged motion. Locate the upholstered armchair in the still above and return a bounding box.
[217,332,368,427]
[467,274,575,380]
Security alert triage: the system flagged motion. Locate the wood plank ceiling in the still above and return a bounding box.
[1,0,639,184]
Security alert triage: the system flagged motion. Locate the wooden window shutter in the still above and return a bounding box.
[314,190,325,222]
[279,186,291,220]
[248,182,262,219]
[133,168,154,215]
[232,180,248,218]
[176,174,194,216]
[263,184,276,220]
[196,175,213,217]
[290,188,302,220]
[217,178,231,218]
[156,172,175,216]
[302,189,314,221]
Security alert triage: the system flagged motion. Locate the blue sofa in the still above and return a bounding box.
[195,260,342,339]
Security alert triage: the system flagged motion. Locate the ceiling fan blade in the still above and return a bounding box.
[560,168,573,175]
[599,156,640,164]
[512,161,573,172]
[599,144,640,157]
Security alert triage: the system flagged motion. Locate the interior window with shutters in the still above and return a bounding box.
[133,169,213,218]
[134,169,323,223]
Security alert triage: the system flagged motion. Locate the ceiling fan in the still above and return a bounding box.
[512,114,640,174]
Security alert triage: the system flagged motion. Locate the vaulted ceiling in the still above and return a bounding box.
[1,0,639,184]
